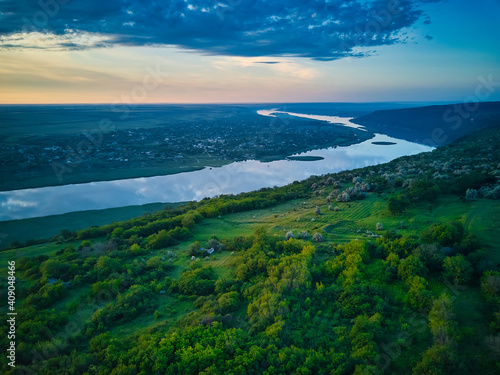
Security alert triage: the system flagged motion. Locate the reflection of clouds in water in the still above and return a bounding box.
[0,122,434,221]
[1,198,38,208]
[138,187,149,197]
[0,195,39,220]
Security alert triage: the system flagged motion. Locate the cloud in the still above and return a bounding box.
[0,31,111,50]
[0,0,441,60]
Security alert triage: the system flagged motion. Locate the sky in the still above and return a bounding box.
[0,0,499,104]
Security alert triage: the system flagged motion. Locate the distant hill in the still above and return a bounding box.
[352,101,500,146]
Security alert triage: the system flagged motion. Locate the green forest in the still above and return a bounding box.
[1,125,500,374]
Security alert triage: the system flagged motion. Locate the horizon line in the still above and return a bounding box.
[0,100,481,106]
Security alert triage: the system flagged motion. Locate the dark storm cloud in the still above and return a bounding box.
[0,0,441,60]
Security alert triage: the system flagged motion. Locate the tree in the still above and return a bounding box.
[130,243,142,254]
[485,334,500,360]
[428,294,455,344]
[315,206,321,215]
[387,194,411,215]
[422,222,464,247]
[337,191,351,202]
[296,231,309,239]
[40,259,67,279]
[398,255,427,280]
[188,241,201,256]
[285,231,294,240]
[406,276,432,310]
[412,342,459,375]
[465,188,478,200]
[177,265,216,295]
[413,243,444,273]
[181,214,196,229]
[312,233,325,242]
[95,256,120,277]
[481,270,500,300]
[376,222,383,231]
[89,332,113,361]
[350,313,382,363]
[442,255,473,285]
[111,227,124,239]
[217,292,240,314]
[146,256,162,269]
[408,178,441,202]
[146,229,177,250]
[207,237,220,249]
[81,240,92,248]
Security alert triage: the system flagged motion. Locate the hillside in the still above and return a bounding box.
[352,101,500,146]
[1,126,500,374]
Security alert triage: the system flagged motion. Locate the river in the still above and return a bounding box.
[0,111,433,221]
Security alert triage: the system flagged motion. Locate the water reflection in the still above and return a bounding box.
[1,110,434,221]
[256,109,367,130]
[0,131,433,221]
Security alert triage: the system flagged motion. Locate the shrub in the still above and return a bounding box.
[188,241,201,256]
[217,292,240,314]
[337,191,351,202]
[296,231,309,239]
[481,271,500,300]
[442,255,473,285]
[398,255,427,280]
[177,265,216,296]
[422,222,464,247]
[387,194,411,215]
[312,233,325,242]
[465,188,478,200]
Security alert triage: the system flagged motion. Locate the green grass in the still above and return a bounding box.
[109,296,195,341]
[180,193,500,250]
[4,192,498,284]
[0,202,181,250]
[0,241,70,264]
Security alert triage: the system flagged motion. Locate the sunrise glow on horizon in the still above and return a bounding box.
[1,0,499,104]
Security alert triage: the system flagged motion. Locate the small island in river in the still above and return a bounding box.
[286,155,325,161]
[371,141,397,145]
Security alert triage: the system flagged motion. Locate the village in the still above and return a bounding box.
[0,113,370,188]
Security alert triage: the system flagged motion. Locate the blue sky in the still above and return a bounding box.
[0,0,499,103]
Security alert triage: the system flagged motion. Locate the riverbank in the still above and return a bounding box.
[0,133,433,222]
[0,202,183,249]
